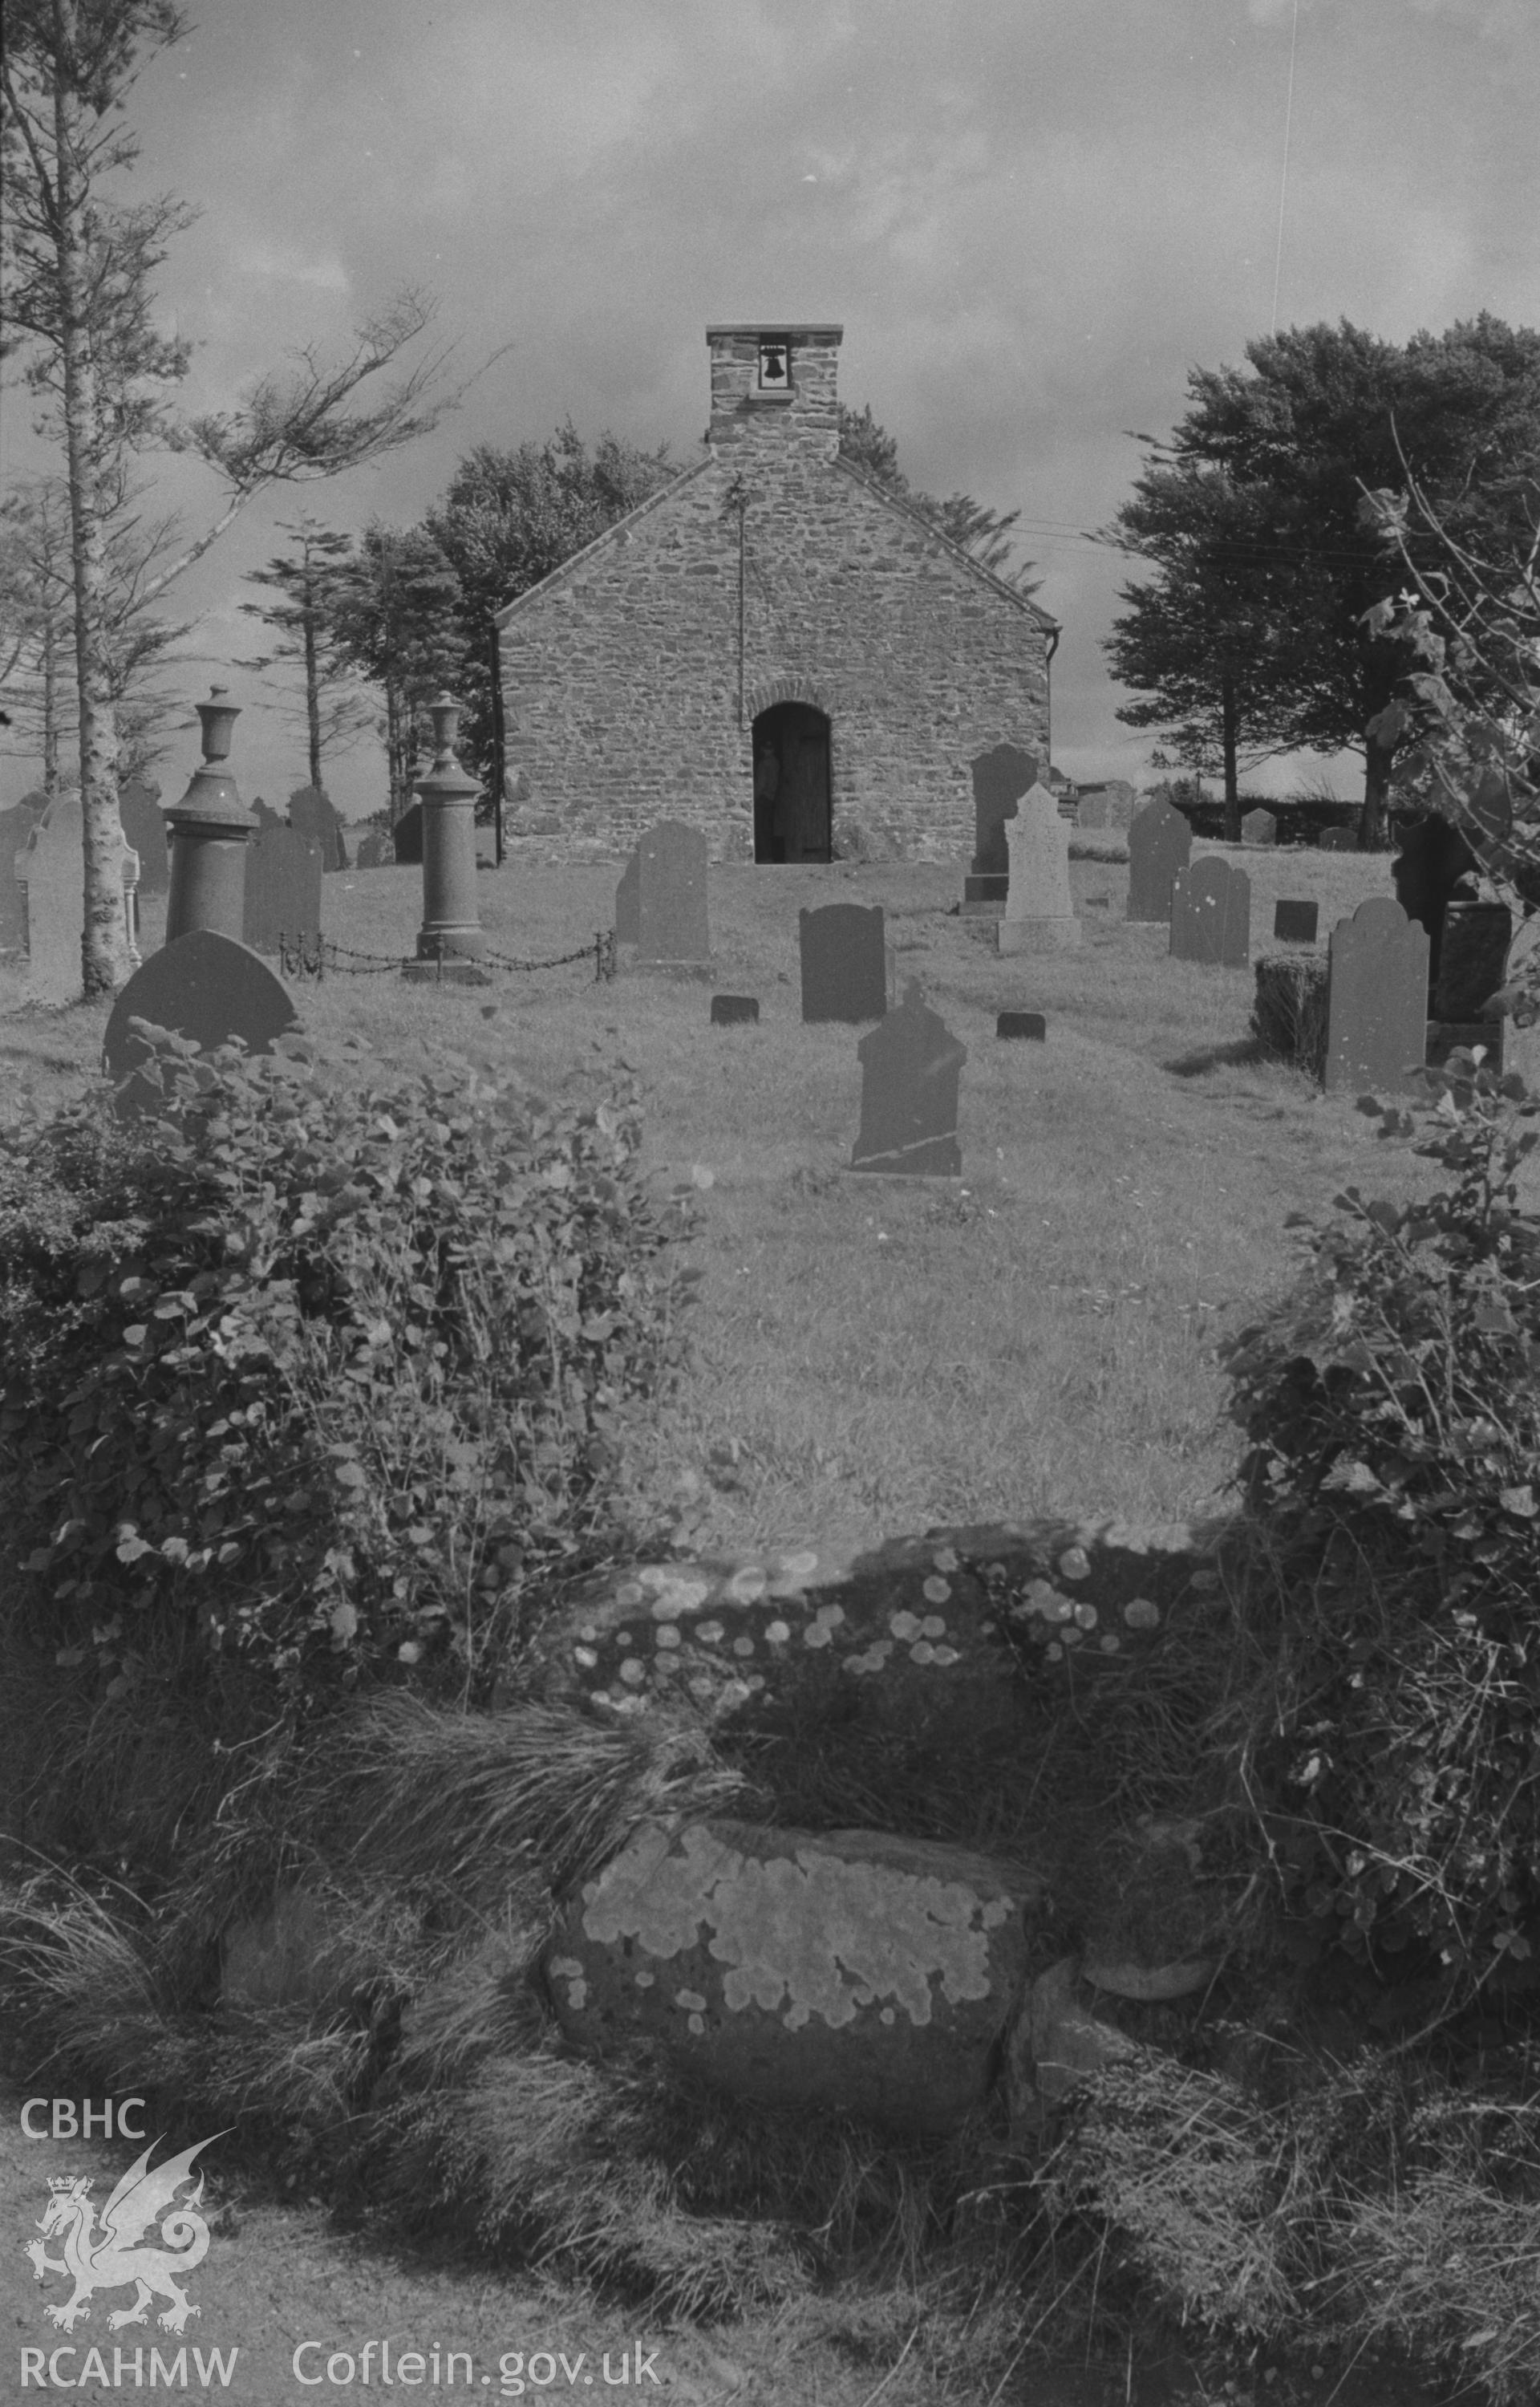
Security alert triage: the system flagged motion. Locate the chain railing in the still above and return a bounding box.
[277,931,617,984]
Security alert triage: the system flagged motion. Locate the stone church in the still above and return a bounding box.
[496,324,1057,863]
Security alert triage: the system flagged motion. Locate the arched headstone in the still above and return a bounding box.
[243,821,322,955]
[103,929,299,1119]
[1323,899,1429,1096]
[1169,857,1250,966]
[288,785,348,872]
[1126,798,1192,922]
[849,983,967,1176]
[636,820,709,962]
[614,847,640,944]
[14,790,139,1002]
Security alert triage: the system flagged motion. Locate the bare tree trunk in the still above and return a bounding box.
[303,591,322,789]
[52,0,130,997]
[1221,670,1242,843]
[43,602,62,792]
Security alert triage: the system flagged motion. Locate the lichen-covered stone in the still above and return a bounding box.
[544,1818,1040,2133]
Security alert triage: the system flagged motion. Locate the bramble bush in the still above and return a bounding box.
[0,1025,703,1737]
[1217,1046,1540,2001]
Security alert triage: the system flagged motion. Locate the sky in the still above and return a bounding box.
[3,0,1538,822]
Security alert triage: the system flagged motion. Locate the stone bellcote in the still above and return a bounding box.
[706,323,842,461]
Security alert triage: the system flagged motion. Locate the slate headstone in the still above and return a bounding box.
[1323,899,1429,1096]
[998,783,1081,954]
[1392,812,1481,993]
[103,929,299,1120]
[849,981,967,1177]
[14,789,139,1003]
[998,1012,1046,1041]
[800,903,887,1023]
[636,819,709,962]
[391,802,424,865]
[118,778,170,895]
[711,993,759,1025]
[1076,795,1108,830]
[355,832,389,869]
[1126,798,1192,922]
[1274,899,1319,945]
[1241,807,1277,847]
[1,793,48,956]
[969,744,1038,879]
[1432,900,1511,1023]
[288,785,349,872]
[614,847,640,944]
[1317,826,1358,852]
[243,820,323,955]
[1169,856,1250,966]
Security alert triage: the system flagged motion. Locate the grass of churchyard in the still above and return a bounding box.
[0,839,1508,1563]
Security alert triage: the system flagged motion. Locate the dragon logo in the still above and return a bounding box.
[25,2132,226,2335]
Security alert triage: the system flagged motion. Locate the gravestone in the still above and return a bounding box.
[636,820,709,963]
[1076,781,1136,832]
[1169,857,1250,967]
[118,778,170,895]
[391,802,424,865]
[251,796,283,834]
[1,792,48,956]
[998,1012,1046,1041]
[243,820,322,955]
[1317,826,1358,852]
[800,903,887,1023]
[967,744,1037,903]
[288,785,348,872]
[1432,900,1511,1022]
[355,832,389,869]
[710,994,759,1026]
[1392,812,1481,994]
[1076,795,1108,830]
[849,980,967,1176]
[1427,899,1513,1072]
[1323,899,1429,1096]
[1273,899,1319,945]
[14,790,139,1004]
[103,929,299,1120]
[1241,808,1276,847]
[612,849,639,944]
[1126,798,1192,922]
[997,783,1081,954]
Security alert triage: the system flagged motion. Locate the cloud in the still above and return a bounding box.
[236,242,351,293]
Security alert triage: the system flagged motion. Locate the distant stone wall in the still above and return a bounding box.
[498,444,1051,865]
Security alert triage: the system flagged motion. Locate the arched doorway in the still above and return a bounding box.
[752,701,832,863]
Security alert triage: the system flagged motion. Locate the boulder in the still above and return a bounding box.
[1004,1955,1141,2133]
[221,1883,374,2015]
[1079,1816,1223,2003]
[544,1817,1040,2135]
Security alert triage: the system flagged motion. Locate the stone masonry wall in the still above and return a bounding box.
[498,338,1051,863]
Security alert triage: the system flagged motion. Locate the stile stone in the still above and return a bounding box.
[969,744,1038,879]
[1125,798,1192,922]
[996,783,1081,954]
[636,819,710,962]
[711,993,759,1025]
[1323,898,1429,1096]
[614,847,640,944]
[391,802,424,864]
[1169,856,1250,966]
[1,793,49,956]
[288,785,348,871]
[1273,899,1319,945]
[14,790,139,1003]
[103,928,298,1118]
[242,821,323,955]
[998,1011,1046,1041]
[117,778,170,895]
[1240,807,1276,847]
[849,980,967,1176]
[800,902,887,1022]
[543,1816,1035,2136]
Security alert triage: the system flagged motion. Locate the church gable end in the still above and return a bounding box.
[498,323,1052,863]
